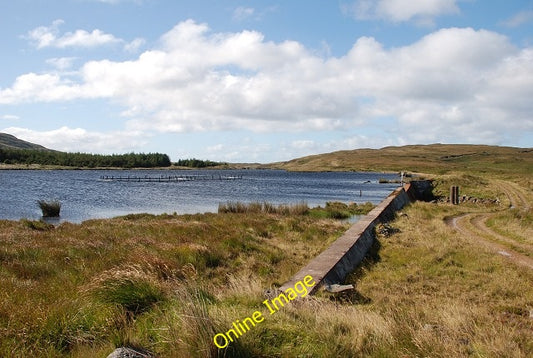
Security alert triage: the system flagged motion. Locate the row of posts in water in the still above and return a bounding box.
[99,174,243,182]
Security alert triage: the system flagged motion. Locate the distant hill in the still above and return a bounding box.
[0,133,50,151]
[270,144,533,175]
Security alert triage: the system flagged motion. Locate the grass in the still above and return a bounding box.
[2,187,532,356]
[1,144,533,356]
[87,265,167,316]
[310,201,375,219]
[218,201,310,215]
[344,200,533,357]
[0,210,348,357]
[270,144,533,176]
[218,201,375,220]
[37,200,61,217]
[486,208,533,246]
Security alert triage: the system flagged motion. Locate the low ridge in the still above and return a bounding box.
[0,133,49,151]
[270,144,533,175]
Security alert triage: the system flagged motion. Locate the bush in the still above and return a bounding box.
[37,200,61,217]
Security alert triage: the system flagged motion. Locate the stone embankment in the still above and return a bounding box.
[280,181,432,294]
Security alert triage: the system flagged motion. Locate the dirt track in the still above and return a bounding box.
[445,180,533,270]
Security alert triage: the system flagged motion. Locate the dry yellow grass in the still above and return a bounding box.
[2,144,533,356]
[338,199,533,357]
[0,210,349,357]
[3,181,533,357]
[270,144,533,176]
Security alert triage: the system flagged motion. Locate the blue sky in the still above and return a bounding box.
[1,0,532,163]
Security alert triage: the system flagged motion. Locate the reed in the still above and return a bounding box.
[37,200,61,217]
[218,201,309,215]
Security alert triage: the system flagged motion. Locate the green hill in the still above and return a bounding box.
[0,133,49,151]
[271,144,533,176]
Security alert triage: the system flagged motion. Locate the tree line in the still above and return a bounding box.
[174,158,226,168]
[0,148,171,168]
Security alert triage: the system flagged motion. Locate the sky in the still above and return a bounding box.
[1,0,532,163]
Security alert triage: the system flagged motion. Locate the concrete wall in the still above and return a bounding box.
[280,184,416,294]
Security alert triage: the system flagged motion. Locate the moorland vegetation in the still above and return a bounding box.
[0,144,532,357]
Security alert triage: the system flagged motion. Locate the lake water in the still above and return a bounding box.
[0,169,400,223]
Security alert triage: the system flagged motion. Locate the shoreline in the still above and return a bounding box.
[0,164,402,176]
[0,163,265,171]
[0,202,373,225]
[0,162,401,175]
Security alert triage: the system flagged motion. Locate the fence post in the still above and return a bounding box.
[450,186,460,205]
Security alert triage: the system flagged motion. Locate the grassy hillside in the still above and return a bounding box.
[272,144,533,176]
[0,132,49,151]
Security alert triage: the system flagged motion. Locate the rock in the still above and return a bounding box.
[264,288,283,299]
[377,223,401,237]
[325,284,354,293]
[107,347,154,358]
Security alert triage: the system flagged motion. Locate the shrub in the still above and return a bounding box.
[37,200,61,217]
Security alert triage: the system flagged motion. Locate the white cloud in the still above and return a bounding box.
[2,21,533,148]
[343,0,460,24]
[206,144,224,153]
[1,114,20,121]
[0,73,86,103]
[1,126,148,153]
[25,20,122,49]
[291,140,316,150]
[56,29,121,48]
[26,19,64,48]
[46,57,77,70]
[206,141,273,162]
[124,37,146,53]
[501,10,533,28]
[233,7,255,21]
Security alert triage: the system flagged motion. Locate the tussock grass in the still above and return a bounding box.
[2,173,532,356]
[309,201,375,219]
[37,200,61,217]
[0,210,347,357]
[218,201,309,215]
[218,201,374,220]
[346,200,533,357]
[87,265,167,316]
[21,218,55,231]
